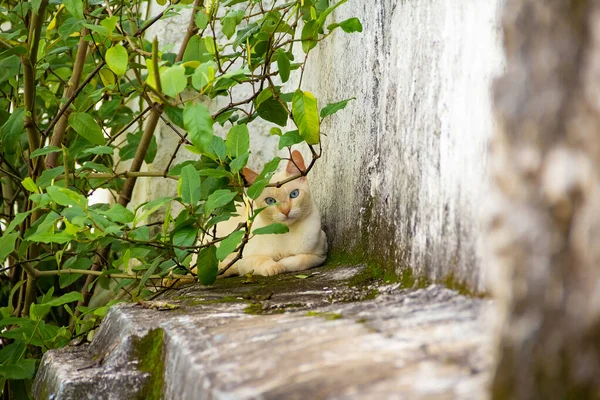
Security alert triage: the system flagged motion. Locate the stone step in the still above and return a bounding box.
[33,265,493,399]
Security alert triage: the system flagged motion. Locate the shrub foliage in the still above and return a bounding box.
[0,0,361,396]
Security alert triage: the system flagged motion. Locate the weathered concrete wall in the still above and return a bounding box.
[301,1,504,291]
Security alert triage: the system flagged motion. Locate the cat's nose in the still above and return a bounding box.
[280,205,291,216]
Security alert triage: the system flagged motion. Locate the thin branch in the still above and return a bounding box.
[57,170,179,182]
[36,268,188,280]
[46,31,89,169]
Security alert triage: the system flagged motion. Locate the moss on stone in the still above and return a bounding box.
[305,311,343,320]
[243,302,264,315]
[131,329,165,400]
[442,272,488,298]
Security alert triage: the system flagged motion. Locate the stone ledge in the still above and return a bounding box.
[34,265,493,399]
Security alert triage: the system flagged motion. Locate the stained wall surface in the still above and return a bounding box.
[300,0,504,290]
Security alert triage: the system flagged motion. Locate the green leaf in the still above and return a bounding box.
[137,258,161,290]
[255,88,288,127]
[164,106,184,128]
[226,124,249,158]
[221,10,245,39]
[320,97,355,118]
[32,0,43,13]
[5,212,31,235]
[204,37,216,54]
[178,164,201,205]
[96,204,135,224]
[0,107,25,154]
[233,23,260,48]
[247,180,267,200]
[196,245,218,285]
[183,102,214,154]
[0,341,23,365]
[198,169,231,178]
[59,257,93,288]
[134,197,174,226]
[119,130,157,163]
[328,17,363,33]
[230,152,249,173]
[83,23,111,37]
[195,11,209,30]
[21,177,38,193]
[37,167,65,189]
[47,185,87,208]
[216,230,244,261]
[100,16,118,35]
[27,231,74,244]
[58,17,84,41]
[31,291,84,317]
[204,189,237,215]
[183,36,212,64]
[106,44,128,76]
[160,65,187,98]
[192,61,217,91]
[253,223,289,235]
[0,56,20,84]
[47,291,84,306]
[210,136,227,161]
[0,359,36,380]
[247,157,281,199]
[0,233,18,264]
[30,146,61,158]
[278,130,303,149]
[63,0,84,19]
[68,112,105,145]
[292,90,320,145]
[82,146,114,155]
[270,127,282,136]
[301,20,319,53]
[276,49,291,83]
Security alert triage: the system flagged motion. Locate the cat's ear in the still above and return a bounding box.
[286,150,306,175]
[242,167,259,185]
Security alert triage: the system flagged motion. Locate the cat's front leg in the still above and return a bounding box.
[278,253,326,272]
[235,255,285,276]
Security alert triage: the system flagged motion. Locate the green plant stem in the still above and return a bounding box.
[151,37,162,94]
[46,31,90,169]
[56,171,179,182]
[36,268,187,280]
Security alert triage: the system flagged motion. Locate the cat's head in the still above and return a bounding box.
[243,150,313,225]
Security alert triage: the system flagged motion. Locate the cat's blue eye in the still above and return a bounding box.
[289,189,299,199]
[265,197,276,205]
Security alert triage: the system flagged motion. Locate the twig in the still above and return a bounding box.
[46,31,89,169]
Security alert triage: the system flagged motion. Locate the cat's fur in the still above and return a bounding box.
[217,150,327,276]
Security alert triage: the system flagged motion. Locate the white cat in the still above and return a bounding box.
[217,150,327,277]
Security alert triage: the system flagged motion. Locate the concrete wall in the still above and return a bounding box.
[299,0,504,291]
[139,0,504,291]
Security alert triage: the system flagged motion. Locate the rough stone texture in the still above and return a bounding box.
[298,1,504,291]
[486,0,600,398]
[34,266,493,399]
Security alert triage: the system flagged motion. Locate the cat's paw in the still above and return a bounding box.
[255,261,285,276]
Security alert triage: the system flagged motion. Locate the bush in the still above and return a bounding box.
[0,0,361,396]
